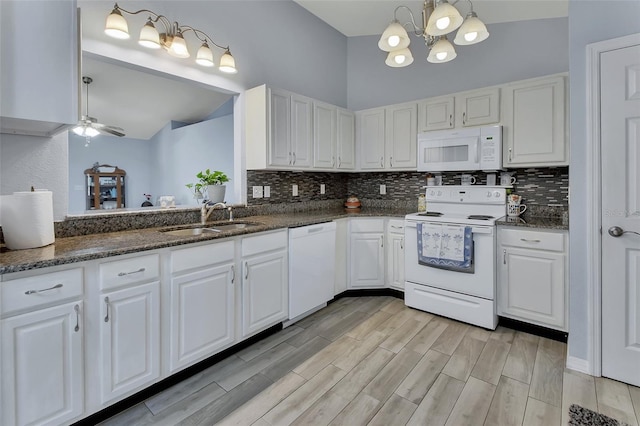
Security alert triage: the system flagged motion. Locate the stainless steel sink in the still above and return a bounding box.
[210,222,261,231]
[161,227,219,237]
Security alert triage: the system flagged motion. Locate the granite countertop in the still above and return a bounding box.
[0,208,413,275]
[496,215,569,230]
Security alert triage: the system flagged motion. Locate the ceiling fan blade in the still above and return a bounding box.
[96,125,126,137]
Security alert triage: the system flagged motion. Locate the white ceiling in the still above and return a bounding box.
[293,0,569,37]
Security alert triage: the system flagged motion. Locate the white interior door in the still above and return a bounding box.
[601,42,640,387]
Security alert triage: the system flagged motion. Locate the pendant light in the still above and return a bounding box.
[385,48,414,67]
[425,1,463,36]
[427,36,457,63]
[454,11,489,45]
[378,20,411,52]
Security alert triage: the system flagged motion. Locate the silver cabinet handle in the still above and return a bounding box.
[390,156,393,167]
[462,111,466,125]
[289,152,292,165]
[508,147,512,162]
[608,226,640,237]
[244,262,249,280]
[331,156,335,167]
[25,283,63,295]
[338,157,341,168]
[381,235,384,248]
[104,297,110,323]
[231,265,235,284]
[293,152,296,165]
[391,225,403,230]
[400,238,404,250]
[449,114,453,127]
[118,267,145,277]
[520,238,541,243]
[503,249,507,264]
[74,304,80,332]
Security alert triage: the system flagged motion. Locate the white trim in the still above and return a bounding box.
[566,355,591,375]
[585,32,640,378]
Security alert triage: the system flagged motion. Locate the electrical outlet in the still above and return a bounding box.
[263,186,271,198]
[380,184,387,195]
[292,184,299,196]
[252,186,263,198]
[320,184,326,194]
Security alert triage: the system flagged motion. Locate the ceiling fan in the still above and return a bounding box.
[72,76,126,138]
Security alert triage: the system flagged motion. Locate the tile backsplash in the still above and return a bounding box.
[247,167,569,207]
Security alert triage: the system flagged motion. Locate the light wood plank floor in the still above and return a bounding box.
[100,296,640,426]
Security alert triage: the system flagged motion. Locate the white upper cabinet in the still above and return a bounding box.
[313,101,337,169]
[357,108,386,170]
[336,108,356,170]
[0,1,78,136]
[268,88,292,167]
[418,96,455,132]
[502,74,568,167]
[455,87,500,127]
[290,94,313,168]
[385,102,417,169]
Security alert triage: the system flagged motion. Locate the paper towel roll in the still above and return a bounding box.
[0,191,55,250]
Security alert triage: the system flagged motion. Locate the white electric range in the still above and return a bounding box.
[404,186,507,329]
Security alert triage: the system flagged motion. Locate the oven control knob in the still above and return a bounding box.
[437,190,443,196]
[494,191,501,198]
[486,191,492,198]
[429,190,436,197]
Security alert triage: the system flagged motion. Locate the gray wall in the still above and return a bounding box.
[347,17,569,110]
[567,0,640,361]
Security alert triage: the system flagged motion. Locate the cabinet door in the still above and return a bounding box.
[456,88,500,127]
[313,102,336,169]
[498,247,565,330]
[291,94,313,168]
[268,88,291,167]
[502,76,567,166]
[349,232,385,288]
[100,282,160,404]
[336,108,355,170]
[357,109,386,170]
[387,232,405,291]
[242,251,288,337]
[2,302,83,426]
[169,264,235,372]
[386,103,417,169]
[418,96,454,131]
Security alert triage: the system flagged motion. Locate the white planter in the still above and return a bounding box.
[207,185,226,203]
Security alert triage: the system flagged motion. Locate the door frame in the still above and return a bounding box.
[585,32,640,377]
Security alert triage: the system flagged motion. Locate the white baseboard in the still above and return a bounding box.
[566,355,593,375]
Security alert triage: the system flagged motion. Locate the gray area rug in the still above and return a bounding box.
[569,404,630,426]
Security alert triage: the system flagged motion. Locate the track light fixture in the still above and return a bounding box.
[378,0,489,67]
[104,3,237,74]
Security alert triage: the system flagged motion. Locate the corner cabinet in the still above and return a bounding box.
[502,74,568,167]
[497,227,568,331]
[313,102,356,170]
[417,88,499,132]
[349,219,386,288]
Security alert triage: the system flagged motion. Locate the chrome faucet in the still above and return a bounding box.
[201,202,227,225]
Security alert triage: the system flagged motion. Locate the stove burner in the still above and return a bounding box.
[467,215,494,220]
[418,211,443,217]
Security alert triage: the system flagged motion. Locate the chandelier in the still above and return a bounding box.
[378,0,489,67]
[104,3,237,74]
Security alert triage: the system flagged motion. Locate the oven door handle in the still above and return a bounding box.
[405,222,492,235]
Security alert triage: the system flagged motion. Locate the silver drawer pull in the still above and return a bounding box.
[245,262,249,280]
[25,283,63,295]
[400,238,404,250]
[118,267,146,277]
[104,297,110,322]
[231,265,235,284]
[520,238,541,243]
[391,225,403,229]
[74,304,80,332]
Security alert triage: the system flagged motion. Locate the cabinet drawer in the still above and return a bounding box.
[242,230,287,257]
[99,253,160,290]
[351,219,385,233]
[172,240,235,273]
[499,228,565,252]
[387,219,405,234]
[1,268,83,315]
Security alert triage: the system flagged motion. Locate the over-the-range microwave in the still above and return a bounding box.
[417,125,502,172]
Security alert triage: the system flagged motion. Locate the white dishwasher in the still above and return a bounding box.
[288,221,337,320]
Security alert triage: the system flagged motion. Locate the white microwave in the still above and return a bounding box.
[417,125,502,172]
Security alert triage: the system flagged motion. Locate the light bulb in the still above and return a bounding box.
[219,50,238,74]
[385,47,413,67]
[394,54,406,64]
[168,32,190,58]
[464,31,478,42]
[388,35,400,48]
[436,17,450,30]
[196,43,214,67]
[436,51,448,61]
[139,19,160,49]
[378,20,410,52]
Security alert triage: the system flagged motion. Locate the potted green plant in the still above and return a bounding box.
[188,169,229,203]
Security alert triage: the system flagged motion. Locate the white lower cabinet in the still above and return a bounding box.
[169,241,236,373]
[1,267,84,426]
[386,220,405,291]
[349,219,385,288]
[241,230,288,338]
[99,281,161,404]
[497,227,568,331]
